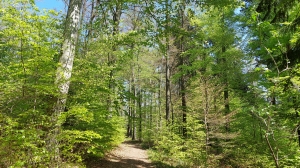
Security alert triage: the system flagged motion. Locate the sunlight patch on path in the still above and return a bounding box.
[88,141,155,168]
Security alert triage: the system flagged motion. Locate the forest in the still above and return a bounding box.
[1,0,300,167]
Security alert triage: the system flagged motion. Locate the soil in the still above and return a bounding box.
[86,141,155,168]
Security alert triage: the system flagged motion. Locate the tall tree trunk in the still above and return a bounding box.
[203,78,210,156]
[149,79,153,126]
[127,79,132,137]
[222,45,230,132]
[50,0,82,166]
[178,0,187,138]
[165,0,171,124]
[131,67,136,140]
[180,53,187,136]
[221,9,230,132]
[83,0,100,57]
[166,58,171,123]
[107,1,122,112]
[158,70,163,128]
[149,88,153,132]
[138,90,142,141]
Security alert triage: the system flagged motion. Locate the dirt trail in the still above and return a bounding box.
[86,141,155,168]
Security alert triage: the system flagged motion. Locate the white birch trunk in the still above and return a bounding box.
[49,0,82,166]
[56,0,81,97]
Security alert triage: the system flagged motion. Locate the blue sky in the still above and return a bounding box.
[35,0,65,11]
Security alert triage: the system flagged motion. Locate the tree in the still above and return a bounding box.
[49,0,82,166]
[236,0,300,166]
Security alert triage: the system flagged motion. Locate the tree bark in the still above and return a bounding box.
[158,70,163,128]
[165,0,171,124]
[83,0,100,57]
[222,46,230,132]
[127,79,132,137]
[50,0,82,166]
[107,1,122,112]
[138,90,142,141]
[178,0,187,138]
[204,78,210,155]
[132,67,136,140]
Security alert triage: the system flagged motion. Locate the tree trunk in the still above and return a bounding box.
[138,90,142,141]
[181,64,187,138]
[83,0,100,57]
[132,68,136,140]
[158,70,162,128]
[127,80,132,137]
[204,78,210,155]
[50,0,82,166]
[107,1,122,112]
[150,89,153,131]
[165,0,171,124]
[222,46,230,132]
[178,0,187,138]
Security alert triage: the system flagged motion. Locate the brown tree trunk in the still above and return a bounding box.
[222,46,230,132]
[181,80,187,137]
[297,127,300,147]
[138,90,142,141]
[203,78,210,155]
[165,0,171,124]
[107,1,122,112]
[83,0,100,57]
[127,80,132,137]
[131,67,136,140]
[159,70,163,128]
[178,0,187,138]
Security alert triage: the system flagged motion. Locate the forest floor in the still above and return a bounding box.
[86,141,155,168]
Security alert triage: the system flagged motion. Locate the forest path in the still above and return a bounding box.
[86,141,155,168]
